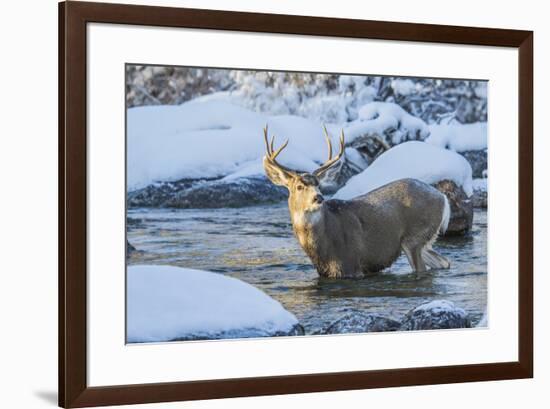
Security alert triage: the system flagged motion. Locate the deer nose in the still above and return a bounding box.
[313,194,324,204]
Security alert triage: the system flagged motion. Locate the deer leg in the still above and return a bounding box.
[402,245,426,273]
[411,248,427,272]
[422,247,450,269]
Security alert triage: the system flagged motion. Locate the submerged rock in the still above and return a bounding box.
[318,312,401,334]
[400,300,471,331]
[172,323,305,341]
[128,176,287,209]
[432,179,473,235]
[127,239,137,255]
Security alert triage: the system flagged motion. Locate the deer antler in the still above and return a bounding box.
[263,126,297,175]
[313,126,345,177]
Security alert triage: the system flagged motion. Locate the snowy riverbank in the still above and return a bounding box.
[127,99,487,213]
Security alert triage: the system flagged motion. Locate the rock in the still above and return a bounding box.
[400,300,471,331]
[127,265,302,342]
[171,323,305,341]
[472,178,488,209]
[127,239,137,255]
[128,176,287,209]
[318,154,366,194]
[318,312,401,334]
[127,178,204,207]
[461,149,487,179]
[472,188,488,208]
[432,179,473,235]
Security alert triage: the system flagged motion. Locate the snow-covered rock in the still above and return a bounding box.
[333,142,474,234]
[343,102,430,161]
[127,265,302,342]
[318,312,401,334]
[461,150,487,179]
[426,123,487,178]
[400,300,471,331]
[426,123,487,153]
[334,141,473,199]
[472,178,488,208]
[128,175,287,209]
[127,100,362,191]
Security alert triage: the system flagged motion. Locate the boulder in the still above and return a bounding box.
[127,265,302,343]
[432,179,473,235]
[172,323,305,341]
[461,149,487,179]
[400,300,471,331]
[472,178,488,209]
[334,142,474,238]
[318,154,367,194]
[128,176,287,209]
[318,312,401,334]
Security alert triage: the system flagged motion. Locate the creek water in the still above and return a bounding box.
[127,203,487,334]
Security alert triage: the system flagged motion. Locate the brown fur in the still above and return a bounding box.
[264,154,450,278]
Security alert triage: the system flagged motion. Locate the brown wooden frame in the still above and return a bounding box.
[59,1,533,407]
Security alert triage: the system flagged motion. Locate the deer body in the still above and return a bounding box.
[262,127,450,278]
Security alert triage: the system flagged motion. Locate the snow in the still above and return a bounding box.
[391,78,417,96]
[343,102,430,146]
[473,178,488,192]
[412,300,466,315]
[127,265,298,342]
[426,122,487,152]
[127,100,347,190]
[334,141,473,200]
[128,99,482,194]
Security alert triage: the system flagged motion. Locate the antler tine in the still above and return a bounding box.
[271,138,289,160]
[314,128,346,177]
[270,135,275,155]
[262,126,296,174]
[322,125,333,161]
[263,125,272,155]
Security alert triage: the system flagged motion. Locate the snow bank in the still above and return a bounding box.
[426,122,487,152]
[334,141,473,200]
[127,100,346,190]
[127,265,299,342]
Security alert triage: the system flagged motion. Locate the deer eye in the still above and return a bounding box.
[296,185,304,191]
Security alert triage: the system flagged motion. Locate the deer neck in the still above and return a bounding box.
[289,204,325,251]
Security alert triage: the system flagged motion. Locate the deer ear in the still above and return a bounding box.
[263,157,293,187]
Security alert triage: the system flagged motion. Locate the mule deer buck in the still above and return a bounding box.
[262,126,451,278]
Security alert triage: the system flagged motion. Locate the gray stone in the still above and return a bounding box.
[319,312,401,334]
[432,179,473,236]
[400,300,471,331]
[472,187,488,208]
[461,149,487,179]
[169,323,305,341]
[128,176,288,209]
[318,155,366,194]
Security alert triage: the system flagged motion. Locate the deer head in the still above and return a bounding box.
[262,125,345,215]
